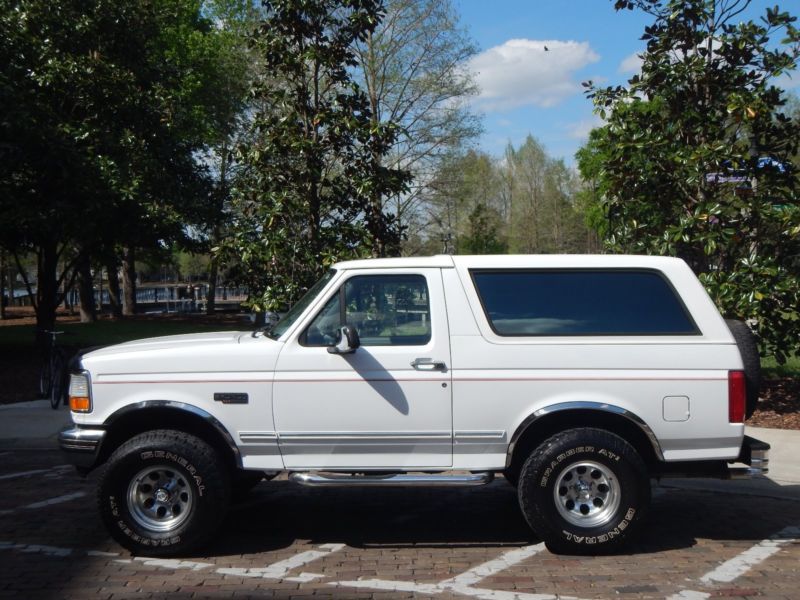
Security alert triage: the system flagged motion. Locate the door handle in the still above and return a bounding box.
[411,357,447,371]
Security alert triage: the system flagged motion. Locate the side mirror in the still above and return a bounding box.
[327,325,360,354]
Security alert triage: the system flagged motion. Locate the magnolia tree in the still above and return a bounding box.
[579,0,800,362]
[227,0,410,313]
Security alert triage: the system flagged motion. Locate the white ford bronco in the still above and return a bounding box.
[60,255,769,556]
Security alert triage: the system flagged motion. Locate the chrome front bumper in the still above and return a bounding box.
[59,426,106,470]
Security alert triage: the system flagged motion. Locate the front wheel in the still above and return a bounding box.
[518,428,650,554]
[98,430,230,556]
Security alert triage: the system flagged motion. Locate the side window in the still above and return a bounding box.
[303,274,431,346]
[471,270,699,336]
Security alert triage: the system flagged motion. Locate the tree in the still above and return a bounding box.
[425,141,593,256]
[353,0,481,248]
[195,0,264,315]
[460,203,507,254]
[581,0,800,361]
[502,136,592,254]
[228,0,410,312]
[425,150,502,254]
[0,0,236,331]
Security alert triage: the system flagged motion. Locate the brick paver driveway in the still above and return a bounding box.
[1,448,798,599]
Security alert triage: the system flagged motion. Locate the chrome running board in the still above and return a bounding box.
[290,471,494,487]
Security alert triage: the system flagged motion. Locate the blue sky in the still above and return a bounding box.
[453,0,797,165]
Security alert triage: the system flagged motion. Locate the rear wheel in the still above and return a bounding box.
[98,430,230,556]
[518,428,650,554]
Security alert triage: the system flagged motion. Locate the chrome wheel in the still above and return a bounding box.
[127,465,194,532]
[553,460,620,528]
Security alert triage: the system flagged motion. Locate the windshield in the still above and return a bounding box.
[267,269,337,339]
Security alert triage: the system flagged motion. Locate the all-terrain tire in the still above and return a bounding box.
[518,428,650,555]
[98,429,230,556]
[725,319,761,419]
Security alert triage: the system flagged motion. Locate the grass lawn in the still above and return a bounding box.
[0,315,245,349]
[761,355,800,378]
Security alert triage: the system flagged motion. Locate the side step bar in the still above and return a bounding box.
[290,471,494,487]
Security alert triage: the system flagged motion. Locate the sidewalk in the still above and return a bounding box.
[0,400,797,498]
[0,399,72,450]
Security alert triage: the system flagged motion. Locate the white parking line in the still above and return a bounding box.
[23,491,87,510]
[333,543,586,600]
[442,543,547,586]
[699,524,800,584]
[0,491,86,515]
[0,465,71,481]
[0,541,73,557]
[115,557,214,572]
[668,524,800,600]
[216,543,345,580]
[0,538,344,583]
[0,469,55,481]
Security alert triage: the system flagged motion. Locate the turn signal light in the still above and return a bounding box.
[69,396,91,412]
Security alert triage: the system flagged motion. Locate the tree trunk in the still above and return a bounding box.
[206,254,218,315]
[105,258,123,318]
[0,250,6,320]
[122,246,137,317]
[77,252,96,323]
[6,257,13,309]
[35,242,59,345]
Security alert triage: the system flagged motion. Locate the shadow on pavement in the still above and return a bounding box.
[199,478,800,558]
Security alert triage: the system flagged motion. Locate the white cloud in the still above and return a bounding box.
[618,51,643,74]
[468,39,600,112]
[565,116,603,140]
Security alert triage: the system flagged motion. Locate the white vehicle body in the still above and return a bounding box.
[60,255,768,555]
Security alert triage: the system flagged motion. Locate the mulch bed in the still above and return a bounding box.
[747,377,800,430]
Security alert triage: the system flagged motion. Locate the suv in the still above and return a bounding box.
[60,255,768,556]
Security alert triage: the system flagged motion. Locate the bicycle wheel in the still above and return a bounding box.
[49,350,67,410]
[39,355,53,400]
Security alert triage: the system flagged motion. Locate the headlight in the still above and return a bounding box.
[68,372,92,413]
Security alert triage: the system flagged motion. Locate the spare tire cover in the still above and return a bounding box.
[725,319,761,419]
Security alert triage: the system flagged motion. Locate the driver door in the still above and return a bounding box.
[273,269,452,469]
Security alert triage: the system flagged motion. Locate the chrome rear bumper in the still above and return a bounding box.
[729,435,770,478]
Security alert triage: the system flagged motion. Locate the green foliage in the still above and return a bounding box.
[427,141,595,256]
[581,0,800,362]
[228,0,410,311]
[0,0,240,327]
[460,203,507,254]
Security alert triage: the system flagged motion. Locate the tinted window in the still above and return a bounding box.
[471,270,698,336]
[304,275,431,346]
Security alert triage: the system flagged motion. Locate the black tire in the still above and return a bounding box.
[725,319,761,419]
[518,428,650,555]
[98,430,230,556]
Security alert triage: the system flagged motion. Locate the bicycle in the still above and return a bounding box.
[38,330,70,410]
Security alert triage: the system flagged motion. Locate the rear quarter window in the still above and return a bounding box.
[470,269,699,336]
